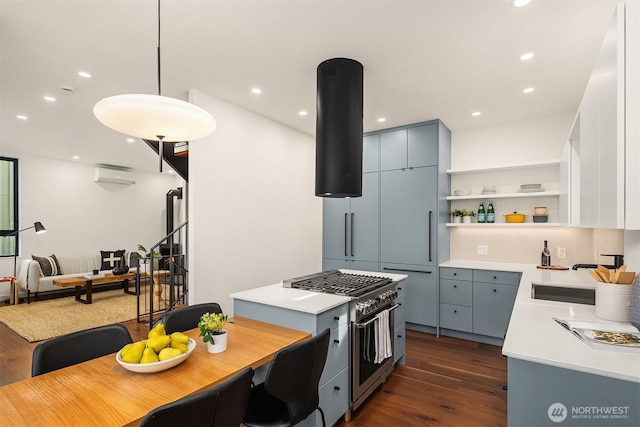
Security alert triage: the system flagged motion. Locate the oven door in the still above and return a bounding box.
[351,304,398,409]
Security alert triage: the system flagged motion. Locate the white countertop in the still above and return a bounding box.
[442,260,640,383]
[230,269,408,315]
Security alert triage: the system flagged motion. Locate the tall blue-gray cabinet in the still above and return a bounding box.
[378,121,451,332]
[323,172,379,271]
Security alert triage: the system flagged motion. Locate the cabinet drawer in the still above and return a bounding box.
[473,269,520,286]
[439,303,473,332]
[393,324,405,364]
[440,267,472,281]
[439,279,472,306]
[317,368,349,427]
[320,324,348,384]
[317,304,348,332]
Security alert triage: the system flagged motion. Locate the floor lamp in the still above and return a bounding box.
[3,221,47,277]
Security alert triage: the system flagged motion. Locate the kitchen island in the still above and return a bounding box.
[230,269,407,427]
[442,260,640,427]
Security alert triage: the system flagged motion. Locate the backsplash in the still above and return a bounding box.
[450,227,624,267]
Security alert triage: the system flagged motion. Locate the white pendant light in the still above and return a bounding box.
[93,0,215,171]
[94,94,216,142]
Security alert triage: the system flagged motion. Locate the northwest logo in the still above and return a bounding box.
[548,403,568,423]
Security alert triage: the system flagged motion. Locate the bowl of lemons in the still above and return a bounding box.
[116,324,197,373]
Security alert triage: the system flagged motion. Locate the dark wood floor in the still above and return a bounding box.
[0,314,507,426]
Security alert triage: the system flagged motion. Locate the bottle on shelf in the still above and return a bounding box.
[486,200,495,223]
[477,201,486,223]
[541,240,551,267]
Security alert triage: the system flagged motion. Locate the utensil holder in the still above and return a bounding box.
[630,275,640,329]
[595,282,633,322]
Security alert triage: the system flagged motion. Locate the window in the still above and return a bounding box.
[0,157,19,257]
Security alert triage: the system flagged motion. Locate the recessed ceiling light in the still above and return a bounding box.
[126,138,135,143]
[16,115,28,120]
[520,52,535,61]
[44,96,56,102]
[471,111,481,116]
[523,87,535,94]
[513,0,531,7]
[72,156,80,160]
[377,117,386,123]
[78,71,91,78]
[299,111,308,116]
[251,88,262,94]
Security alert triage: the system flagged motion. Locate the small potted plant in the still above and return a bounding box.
[461,209,476,224]
[198,312,229,353]
[134,244,161,272]
[450,209,463,223]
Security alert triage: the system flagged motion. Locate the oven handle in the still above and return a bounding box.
[354,304,400,328]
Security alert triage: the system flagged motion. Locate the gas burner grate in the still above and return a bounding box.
[283,270,392,297]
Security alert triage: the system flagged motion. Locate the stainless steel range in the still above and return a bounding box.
[283,270,399,414]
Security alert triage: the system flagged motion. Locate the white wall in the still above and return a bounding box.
[188,90,322,314]
[449,112,625,265]
[451,112,575,169]
[0,153,183,297]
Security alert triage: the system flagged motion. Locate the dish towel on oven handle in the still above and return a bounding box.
[373,309,392,364]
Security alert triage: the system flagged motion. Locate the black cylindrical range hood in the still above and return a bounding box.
[315,58,363,198]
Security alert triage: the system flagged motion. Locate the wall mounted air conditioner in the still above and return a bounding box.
[94,167,136,185]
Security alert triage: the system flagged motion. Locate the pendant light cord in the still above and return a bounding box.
[157,0,162,96]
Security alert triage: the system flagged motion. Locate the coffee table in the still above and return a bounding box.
[53,272,136,304]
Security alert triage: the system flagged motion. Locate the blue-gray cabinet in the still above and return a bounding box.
[439,267,520,342]
[439,267,473,333]
[233,300,349,427]
[383,263,437,328]
[323,119,451,330]
[472,270,520,338]
[323,172,379,271]
[378,121,450,331]
[393,281,406,365]
[380,167,437,266]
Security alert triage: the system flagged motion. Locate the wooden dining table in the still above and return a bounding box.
[0,317,310,426]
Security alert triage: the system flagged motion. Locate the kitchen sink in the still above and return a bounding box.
[531,283,595,305]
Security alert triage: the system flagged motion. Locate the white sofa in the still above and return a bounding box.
[18,252,139,303]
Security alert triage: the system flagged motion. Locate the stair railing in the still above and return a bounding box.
[136,220,189,327]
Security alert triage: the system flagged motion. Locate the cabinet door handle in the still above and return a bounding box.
[397,334,403,338]
[334,316,340,321]
[334,386,341,391]
[428,210,433,262]
[453,285,457,288]
[344,213,348,257]
[333,339,340,344]
[351,213,354,257]
[383,267,432,274]
[493,289,497,293]
[454,310,457,313]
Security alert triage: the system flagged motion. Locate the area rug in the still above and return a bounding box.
[0,290,137,342]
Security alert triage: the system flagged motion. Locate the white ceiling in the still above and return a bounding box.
[0,0,617,173]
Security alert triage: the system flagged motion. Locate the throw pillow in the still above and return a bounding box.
[32,254,62,277]
[100,249,126,270]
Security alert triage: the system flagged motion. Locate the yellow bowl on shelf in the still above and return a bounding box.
[504,212,526,223]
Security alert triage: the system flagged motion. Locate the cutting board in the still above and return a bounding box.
[536,265,570,270]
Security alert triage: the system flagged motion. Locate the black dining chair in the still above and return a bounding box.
[161,302,223,334]
[140,366,254,427]
[242,328,331,427]
[31,323,132,377]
